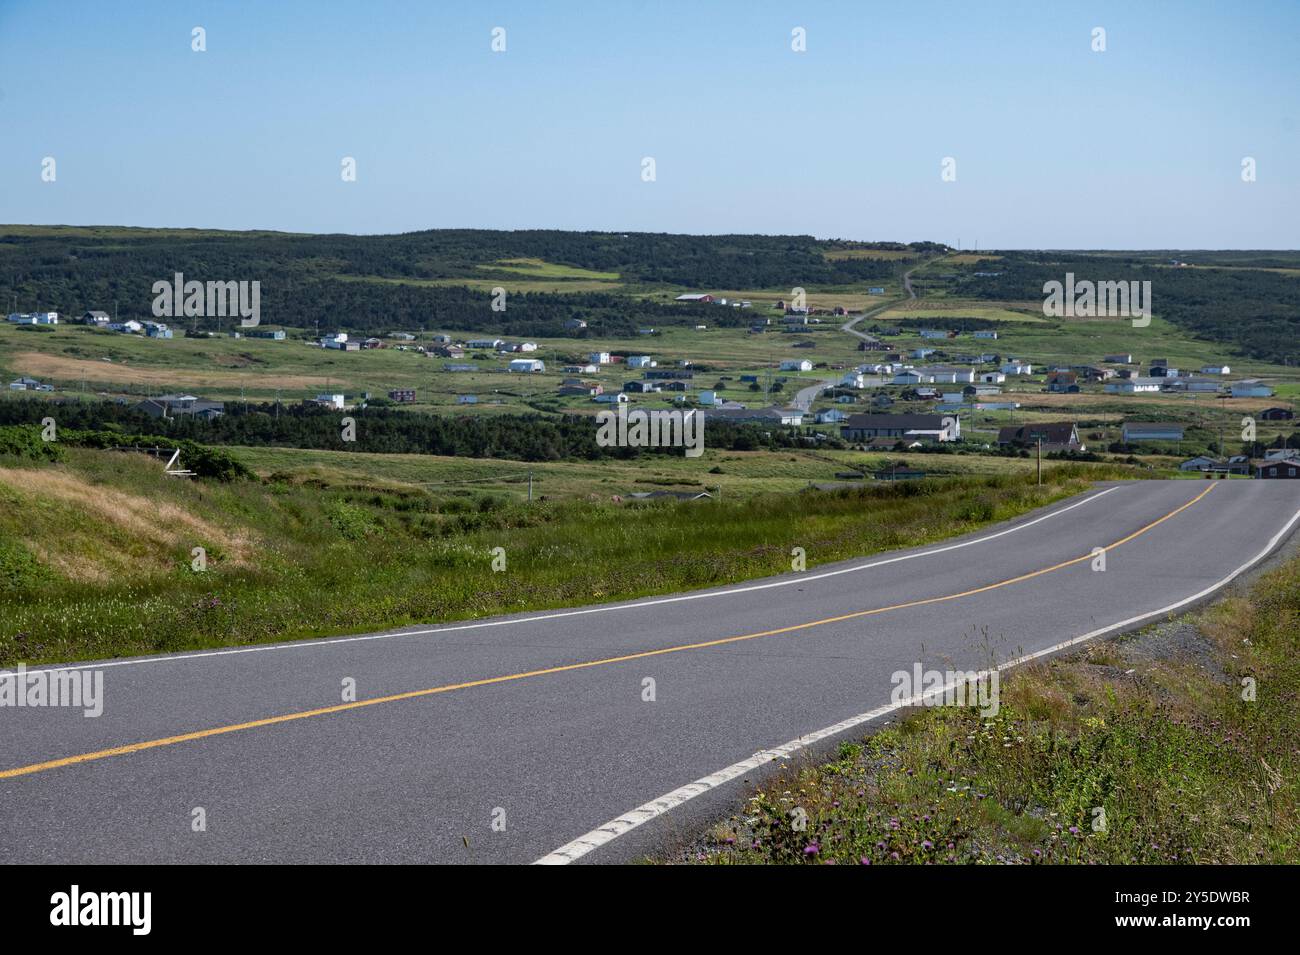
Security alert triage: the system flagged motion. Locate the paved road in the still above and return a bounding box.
[2,480,1298,864]
[839,253,941,344]
[790,376,839,412]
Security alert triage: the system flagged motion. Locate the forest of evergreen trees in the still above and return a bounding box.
[0,397,822,462]
[0,229,922,338]
[947,251,1300,364]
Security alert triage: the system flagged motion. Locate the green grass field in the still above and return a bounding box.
[0,444,1131,666]
[230,443,1115,501]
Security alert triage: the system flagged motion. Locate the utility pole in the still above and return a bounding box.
[528,471,533,502]
[1036,436,1043,486]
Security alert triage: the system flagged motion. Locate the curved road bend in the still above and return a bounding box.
[840,253,940,344]
[1,480,1297,863]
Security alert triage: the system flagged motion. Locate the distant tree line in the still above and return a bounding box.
[948,252,1300,364]
[0,398,815,461]
[0,229,928,338]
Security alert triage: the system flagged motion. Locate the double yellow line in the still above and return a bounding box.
[0,484,1214,782]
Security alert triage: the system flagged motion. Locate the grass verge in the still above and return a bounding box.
[685,549,1300,864]
[0,447,1130,665]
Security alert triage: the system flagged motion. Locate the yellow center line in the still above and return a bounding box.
[0,483,1215,782]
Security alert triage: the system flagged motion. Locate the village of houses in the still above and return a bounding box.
[5,302,1298,482]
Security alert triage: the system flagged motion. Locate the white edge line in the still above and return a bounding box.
[532,504,1300,865]
[27,486,1120,674]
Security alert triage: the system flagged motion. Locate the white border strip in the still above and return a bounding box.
[32,487,1119,673]
[533,504,1300,865]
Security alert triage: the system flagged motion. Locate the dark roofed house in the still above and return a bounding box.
[705,406,805,426]
[1259,407,1294,421]
[873,464,928,481]
[135,393,225,420]
[1257,459,1300,479]
[840,413,959,443]
[996,422,1083,452]
[1046,370,1079,393]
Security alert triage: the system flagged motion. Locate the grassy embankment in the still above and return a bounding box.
[0,436,1132,666]
[691,550,1300,865]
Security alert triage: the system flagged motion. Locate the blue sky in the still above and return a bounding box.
[1,0,1296,247]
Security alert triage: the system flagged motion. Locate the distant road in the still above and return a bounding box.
[840,252,944,344]
[3,481,1297,864]
[790,376,838,411]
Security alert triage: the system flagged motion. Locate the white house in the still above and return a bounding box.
[514,341,539,352]
[589,352,612,364]
[508,358,546,373]
[7,312,58,325]
[594,392,629,403]
[840,372,867,389]
[627,355,657,369]
[1201,365,1231,375]
[1001,360,1033,375]
[927,366,976,384]
[979,371,1006,384]
[780,359,814,372]
[467,338,503,349]
[316,393,346,410]
[109,320,144,334]
[1105,377,1163,394]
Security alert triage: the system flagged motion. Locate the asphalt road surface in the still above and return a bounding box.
[2,479,1298,864]
[790,377,838,411]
